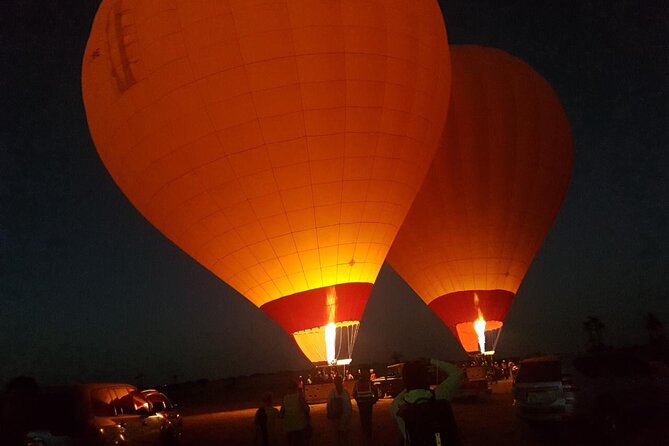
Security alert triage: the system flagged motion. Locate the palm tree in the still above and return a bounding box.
[582,316,606,351]
[644,312,664,342]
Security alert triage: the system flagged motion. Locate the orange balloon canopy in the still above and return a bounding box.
[388,45,573,354]
[82,0,451,364]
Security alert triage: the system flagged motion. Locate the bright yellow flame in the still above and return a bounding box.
[293,321,359,363]
[325,322,337,364]
[473,292,486,353]
[474,317,486,353]
[325,287,337,364]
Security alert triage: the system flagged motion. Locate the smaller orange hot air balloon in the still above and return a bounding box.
[388,45,573,354]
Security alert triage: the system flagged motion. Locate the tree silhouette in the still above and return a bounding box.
[582,316,606,351]
[644,312,664,342]
[643,312,668,360]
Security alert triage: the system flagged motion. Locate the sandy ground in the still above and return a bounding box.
[179,380,667,446]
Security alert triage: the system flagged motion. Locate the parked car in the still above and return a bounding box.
[140,389,183,444]
[513,353,669,433]
[372,363,404,398]
[455,364,491,400]
[12,383,182,445]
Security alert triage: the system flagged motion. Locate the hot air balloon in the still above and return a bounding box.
[387,45,572,355]
[82,0,451,364]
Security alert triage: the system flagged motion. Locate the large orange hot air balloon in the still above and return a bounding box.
[82,0,451,364]
[388,45,572,354]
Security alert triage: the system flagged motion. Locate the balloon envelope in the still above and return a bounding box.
[82,0,451,363]
[388,45,573,354]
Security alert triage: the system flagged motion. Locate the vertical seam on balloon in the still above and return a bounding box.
[283,1,314,297]
[489,50,513,294]
[432,59,452,299]
[344,2,389,286]
[348,12,382,285]
[483,49,493,292]
[502,54,523,293]
[341,11,357,286]
[171,1,255,305]
[521,76,550,290]
[490,48,512,293]
[122,8,207,213]
[410,6,435,295]
[485,52,503,292]
[471,49,488,293]
[335,0,347,288]
[510,60,543,295]
[449,51,467,295]
[364,1,390,286]
[226,2,295,306]
[337,0,348,285]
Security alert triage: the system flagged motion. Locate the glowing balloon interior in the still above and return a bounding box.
[82,0,451,363]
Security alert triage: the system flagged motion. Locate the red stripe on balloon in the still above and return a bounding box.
[260,283,373,334]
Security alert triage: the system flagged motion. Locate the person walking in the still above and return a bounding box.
[352,369,378,445]
[326,375,352,446]
[501,360,509,379]
[280,380,311,446]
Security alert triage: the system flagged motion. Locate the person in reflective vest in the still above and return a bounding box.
[280,380,311,446]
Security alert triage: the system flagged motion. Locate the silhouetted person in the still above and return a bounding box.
[255,392,280,446]
[280,380,311,446]
[352,369,378,445]
[326,376,352,446]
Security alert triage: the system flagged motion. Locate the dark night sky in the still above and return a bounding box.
[1,1,667,386]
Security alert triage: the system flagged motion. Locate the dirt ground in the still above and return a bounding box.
[179,380,667,446]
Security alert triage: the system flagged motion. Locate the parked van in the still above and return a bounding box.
[513,353,669,432]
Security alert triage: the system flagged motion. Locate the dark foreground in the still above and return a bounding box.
[179,380,668,446]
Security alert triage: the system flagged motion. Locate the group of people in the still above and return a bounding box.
[300,367,375,386]
[255,359,464,446]
[466,358,516,382]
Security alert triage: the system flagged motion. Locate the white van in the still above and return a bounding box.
[513,353,669,433]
